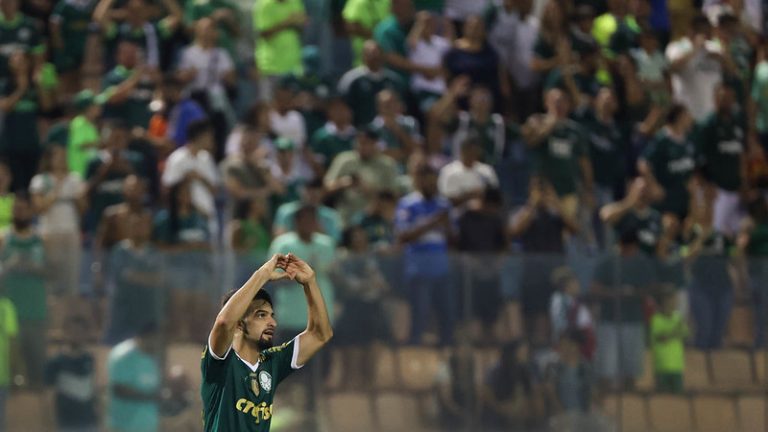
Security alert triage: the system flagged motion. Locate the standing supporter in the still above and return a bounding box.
[30,146,86,297]
[342,0,391,66]
[253,0,306,100]
[406,11,452,113]
[324,127,399,225]
[338,40,406,127]
[50,0,97,95]
[395,164,455,345]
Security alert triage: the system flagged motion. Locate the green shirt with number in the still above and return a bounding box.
[579,112,625,188]
[642,131,696,217]
[693,112,745,192]
[202,337,302,431]
[50,0,96,71]
[532,120,588,196]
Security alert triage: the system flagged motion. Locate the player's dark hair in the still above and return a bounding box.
[187,118,213,143]
[221,288,273,309]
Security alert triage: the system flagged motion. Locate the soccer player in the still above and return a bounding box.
[202,253,333,431]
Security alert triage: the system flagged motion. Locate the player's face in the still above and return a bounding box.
[242,300,277,349]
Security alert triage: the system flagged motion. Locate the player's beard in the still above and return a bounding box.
[257,336,273,351]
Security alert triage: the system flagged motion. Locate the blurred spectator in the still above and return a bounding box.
[342,0,391,65]
[0,161,13,230]
[714,13,752,98]
[268,205,336,335]
[579,87,624,246]
[94,175,150,294]
[45,316,98,432]
[338,40,406,127]
[325,127,399,224]
[269,81,313,178]
[268,138,310,210]
[355,190,397,248]
[286,46,333,140]
[220,124,275,217]
[444,0,486,30]
[438,137,498,208]
[100,41,158,130]
[650,286,688,394]
[30,145,86,297]
[329,225,390,388]
[370,89,421,168]
[523,88,593,225]
[751,41,768,155]
[430,78,509,164]
[592,0,638,52]
[443,15,509,108]
[549,330,593,416]
[480,340,542,430]
[665,14,732,121]
[0,195,47,389]
[630,27,670,108]
[592,231,656,390]
[229,198,271,283]
[153,180,212,342]
[93,0,182,70]
[183,0,240,60]
[253,0,307,99]
[407,11,452,113]
[638,103,695,234]
[0,286,18,431]
[0,0,45,76]
[85,120,145,232]
[0,51,55,192]
[176,17,237,140]
[530,1,569,77]
[569,5,598,56]
[66,90,103,179]
[509,177,577,346]
[737,197,768,347]
[435,325,479,430]
[549,267,595,360]
[486,0,540,121]
[456,187,507,341]
[395,164,454,345]
[601,177,664,257]
[309,97,356,172]
[693,83,746,238]
[273,178,342,243]
[224,102,272,158]
[685,197,734,350]
[154,75,206,153]
[542,42,601,111]
[162,119,220,236]
[49,0,97,95]
[106,211,162,344]
[107,324,162,432]
[374,0,429,82]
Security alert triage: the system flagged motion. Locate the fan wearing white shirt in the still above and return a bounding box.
[438,137,499,208]
[407,11,452,111]
[177,17,236,97]
[162,119,221,237]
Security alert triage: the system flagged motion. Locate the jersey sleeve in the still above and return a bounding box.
[264,336,303,386]
[201,334,232,384]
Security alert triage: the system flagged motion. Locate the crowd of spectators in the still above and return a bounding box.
[1,0,768,430]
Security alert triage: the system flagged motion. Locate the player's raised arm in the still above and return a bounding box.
[209,254,291,357]
[285,254,333,366]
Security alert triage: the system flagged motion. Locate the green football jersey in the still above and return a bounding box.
[642,131,696,217]
[693,112,745,192]
[202,337,302,431]
[533,119,588,196]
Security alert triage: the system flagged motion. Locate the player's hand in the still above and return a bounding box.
[259,254,292,281]
[284,254,316,284]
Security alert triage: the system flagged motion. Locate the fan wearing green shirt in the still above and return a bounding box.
[638,103,696,235]
[253,0,307,100]
[101,41,157,129]
[0,0,46,76]
[203,253,333,432]
[67,89,104,179]
[522,88,594,224]
[342,0,391,66]
[650,286,688,393]
[49,0,97,93]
